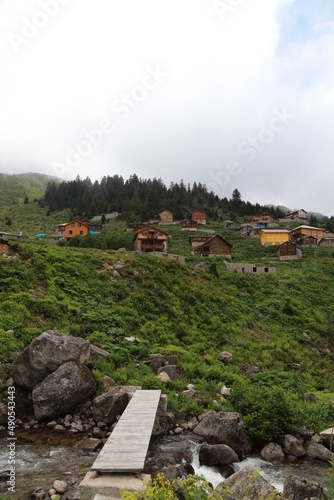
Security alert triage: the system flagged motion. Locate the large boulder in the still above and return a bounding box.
[32,362,96,421]
[92,386,138,424]
[11,331,90,388]
[283,475,327,500]
[199,444,238,466]
[148,354,178,374]
[216,466,280,500]
[157,365,185,380]
[193,411,245,456]
[306,442,334,461]
[260,442,284,462]
[284,434,305,457]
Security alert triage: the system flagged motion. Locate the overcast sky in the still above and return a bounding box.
[0,0,333,214]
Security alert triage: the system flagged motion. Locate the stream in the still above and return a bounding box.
[0,430,330,499]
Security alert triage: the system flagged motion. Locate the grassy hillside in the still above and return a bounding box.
[0,172,69,235]
[1,222,333,441]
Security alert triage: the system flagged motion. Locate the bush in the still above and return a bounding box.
[229,380,302,441]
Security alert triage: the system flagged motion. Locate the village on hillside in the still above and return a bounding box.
[1,208,333,275]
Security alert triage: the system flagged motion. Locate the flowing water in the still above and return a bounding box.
[0,430,331,499]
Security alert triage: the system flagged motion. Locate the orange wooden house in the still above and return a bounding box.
[134,226,168,252]
[59,220,90,241]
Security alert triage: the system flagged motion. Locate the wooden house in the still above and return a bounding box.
[277,241,302,261]
[286,209,307,221]
[193,235,232,257]
[289,225,324,243]
[259,229,289,246]
[62,220,90,241]
[226,221,241,230]
[192,211,206,224]
[296,235,318,247]
[319,238,334,247]
[189,236,212,247]
[151,210,173,224]
[134,226,168,252]
[251,212,274,224]
[180,220,197,231]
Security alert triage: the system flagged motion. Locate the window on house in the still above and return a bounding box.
[78,223,81,227]
[71,223,75,227]
[80,231,83,235]
[265,268,269,273]
[69,230,73,235]
[253,267,257,273]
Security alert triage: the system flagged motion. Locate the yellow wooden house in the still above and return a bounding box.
[259,229,290,246]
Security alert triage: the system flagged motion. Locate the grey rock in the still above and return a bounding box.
[92,386,130,424]
[218,351,233,363]
[89,344,109,360]
[11,330,90,388]
[193,411,245,456]
[199,444,238,466]
[31,488,45,499]
[157,365,185,380]
[152,411,176,436]
[260,442,284,462]
[306,442,334,461]
[53,479,68,494]
[216,466,280,499]
[242,362,261,376]
[183,389,196,398]
[298,426,315,440]
[284,434,305,457]
[46,421,57,428]
[32,362,96,420]
[283,475,327,500]
[158,371,171,382]
[195,262,206,271]
[6,330,14,337]
[76,437,102,451]
[148,354,178,373]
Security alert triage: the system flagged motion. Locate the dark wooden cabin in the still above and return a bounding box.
[193,235,232,257]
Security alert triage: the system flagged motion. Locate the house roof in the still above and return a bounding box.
[260,229,289,234]
[195,234,232,251]
[63,220,90,229]
[134,225,168,236]
[192,210,206,215]
[290,225,323,232]
[287,209,307,215]
[278,241,297,247]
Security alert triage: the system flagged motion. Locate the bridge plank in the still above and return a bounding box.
[91,389,161,472]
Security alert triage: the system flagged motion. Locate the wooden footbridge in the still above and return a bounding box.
[91,390,161,473]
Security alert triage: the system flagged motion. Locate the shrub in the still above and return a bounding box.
[229,380,302,441]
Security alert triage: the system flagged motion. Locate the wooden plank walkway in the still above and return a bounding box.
[91,389,161,473]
